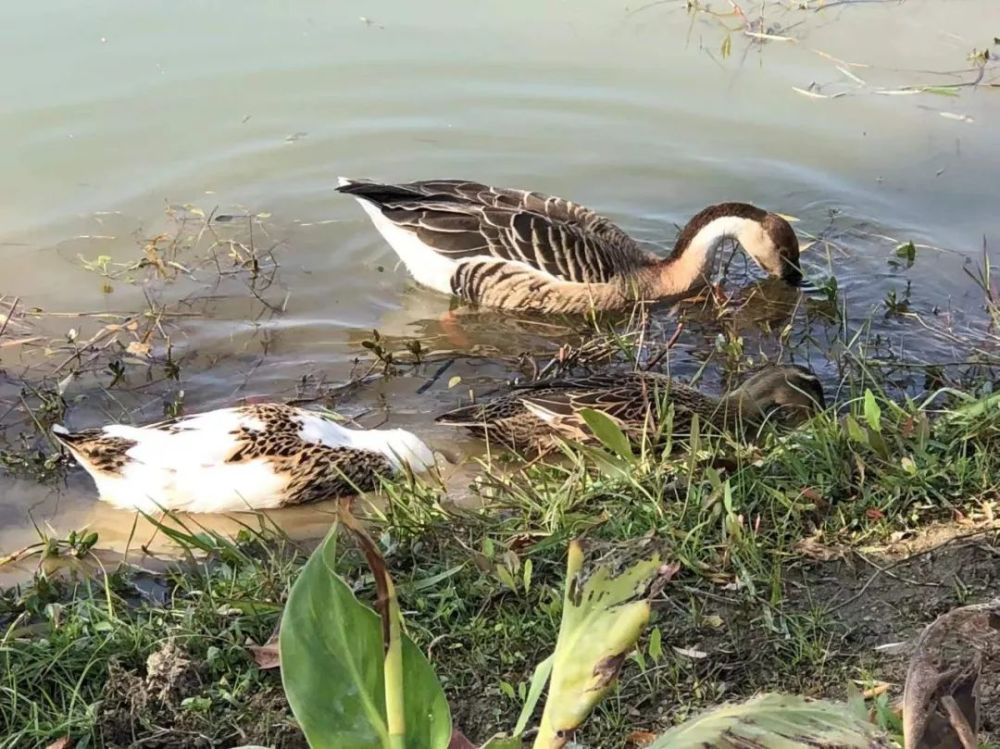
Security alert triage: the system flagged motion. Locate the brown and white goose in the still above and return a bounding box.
[53,404,437,514]
[337,178,802,314]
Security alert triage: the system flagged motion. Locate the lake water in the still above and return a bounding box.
[1,0,998,578]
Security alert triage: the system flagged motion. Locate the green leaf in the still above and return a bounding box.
[404,564,466,593]
[863,390,882,433]
[533,541,676,748]
[845,415,868,445]
[647,693,885,748]
[578,408,634,461]
[572,443,632,480]
[513,655,553,736]
[496,563,519,593]
[894,241,916,268]
[648,626,663,663]
[721,33,732,59]
[921,85,961,96]
[867,427,890,461]
[944,389,1000,422]
[280,527,452,749]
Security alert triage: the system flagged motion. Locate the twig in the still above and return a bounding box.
[0,296,18,341]
[417,358,456,395]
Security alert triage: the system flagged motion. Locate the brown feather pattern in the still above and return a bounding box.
[220,405,395,506]
[436,365,825,453]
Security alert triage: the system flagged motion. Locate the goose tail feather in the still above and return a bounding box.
[335,178,424,205]
[51,424,88,446]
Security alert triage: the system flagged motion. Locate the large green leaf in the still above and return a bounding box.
[648,693,888,749]
[533,540,674,749]
[280,526,452,749]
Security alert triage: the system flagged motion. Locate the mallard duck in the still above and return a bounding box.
[337,178,802,314]
[435,364,824,452]
[52,404,437,513]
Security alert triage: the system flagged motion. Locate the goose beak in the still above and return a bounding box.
[781,261,804,287]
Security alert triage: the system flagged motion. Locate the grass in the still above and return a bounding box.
[0,524,303,748]
[1,358,997,748]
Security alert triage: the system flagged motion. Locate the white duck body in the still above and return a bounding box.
[53,404,436,514]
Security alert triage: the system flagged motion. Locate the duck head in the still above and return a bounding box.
[735,364,826,427]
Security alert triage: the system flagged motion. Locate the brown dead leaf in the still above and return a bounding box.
[799,486,827,508]
[125,340,151,358]
[507,531,548,553]
[448,730,477,749]
[861,681,893,699]
[900,416,916,439]
[45,739,73,749]
[866,508,885,521]
[793,534,847,562]
[625,731,657,747]
[248,631,280,670]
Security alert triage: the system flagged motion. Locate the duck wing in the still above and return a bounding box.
[515,372,667,426]
[337,179,655,284]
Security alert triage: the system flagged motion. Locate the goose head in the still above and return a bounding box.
[671,203,803,287]
[733,364,826,427]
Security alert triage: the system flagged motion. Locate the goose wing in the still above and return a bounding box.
[338,179,656,284]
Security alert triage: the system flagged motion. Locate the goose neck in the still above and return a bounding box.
[656,214,762,295]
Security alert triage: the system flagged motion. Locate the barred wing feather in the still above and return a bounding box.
[338,178,655,284]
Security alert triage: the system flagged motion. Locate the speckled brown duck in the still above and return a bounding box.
[337,178,802,314]
[435,364,825,452]
[52,404,436,513]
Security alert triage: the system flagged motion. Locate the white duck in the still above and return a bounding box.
[53,403,437,514]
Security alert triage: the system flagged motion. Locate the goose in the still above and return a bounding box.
[337,178,802,314]
[52,404,437,514]
[435,364,824,452]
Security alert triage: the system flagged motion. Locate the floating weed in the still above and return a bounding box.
[889,241,916,269]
